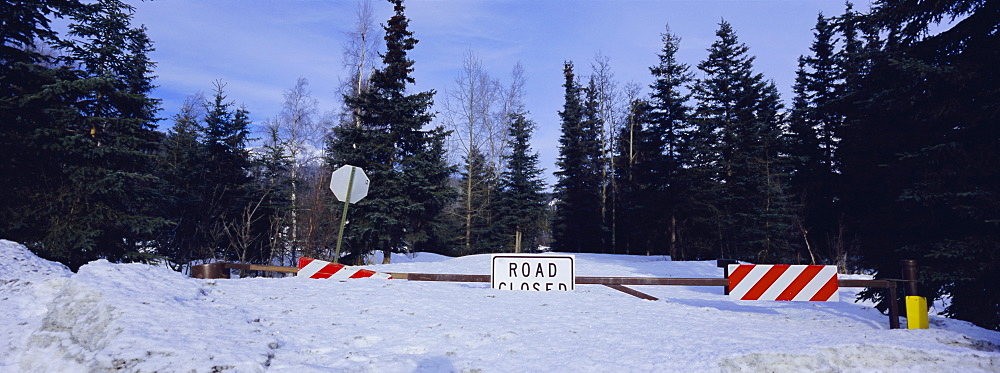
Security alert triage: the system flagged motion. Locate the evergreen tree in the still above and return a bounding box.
[328,0,453,263]
[0,0,83,255]
[496,111,547,253]
[455,146,502,254]
[3,0,167,268]
[73,0,167,262]
[552,62,604,253]
[253,125,295,268]
[199,84,265,262]
[834,2,869,103]
[643,27,693,257]
[157,95,211,264]
[203,83,253,193]
[326,118,394,264]
[1,0,80,64]
[582,77,609,251]
[159,83,264,265]
[840,0,1000,330]
[787,13,845,265]
[398,125,456,257]
[612,98,657,255]
[689,20,796,262]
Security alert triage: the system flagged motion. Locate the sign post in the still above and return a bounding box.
[491,254,575,291]
[330,165,369,263]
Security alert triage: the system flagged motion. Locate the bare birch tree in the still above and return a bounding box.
[265,78,323,264]
[442,51,512,253]
[445,51,507,167]
[503,62,527,121]
[502,61,528,163]
[341,0,382,126]
[589,53,631,252]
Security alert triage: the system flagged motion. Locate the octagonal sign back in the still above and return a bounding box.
[330,165,369,204]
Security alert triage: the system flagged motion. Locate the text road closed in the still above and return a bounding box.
[491,254,575,291]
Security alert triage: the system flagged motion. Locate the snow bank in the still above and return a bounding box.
[0,242,278,373]
[226,254,1000,372]
[0,240,72,372]
[0,239,72,282]
[2,242,999,372]
[18,260,280,372]
[720,344,998,372]
[370,250,455,264]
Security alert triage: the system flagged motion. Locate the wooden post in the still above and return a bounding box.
[901,259,919,297]
[190,262,229,279]
[604,284,659,301]
[887,284,900,329]
[223,262,299,274]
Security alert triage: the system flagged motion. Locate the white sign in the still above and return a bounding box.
[492,254,575,291]
[330,165,369,203]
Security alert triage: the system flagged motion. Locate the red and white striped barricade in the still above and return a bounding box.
[728,264,839,301]
[297,257,393,279]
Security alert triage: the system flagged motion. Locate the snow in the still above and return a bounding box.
[2,239,999,372]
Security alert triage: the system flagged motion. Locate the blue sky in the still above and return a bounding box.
[130,0,863,185]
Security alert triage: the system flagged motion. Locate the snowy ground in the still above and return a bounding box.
[2,239,999,372]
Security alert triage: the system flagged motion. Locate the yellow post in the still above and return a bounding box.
[906,296,929,329]
[901,260,929,329]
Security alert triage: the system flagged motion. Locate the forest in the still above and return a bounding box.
[1,0,997,330]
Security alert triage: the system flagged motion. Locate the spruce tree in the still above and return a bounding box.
[455,146,502,254]
[689,20,796,262]
[582,77,609,251]
[328,0,453,263]
[612,98,657,255]
[552,62,604,253]
[497,112,547,253]
[398,125,455,258]
[841,0,1000,330]
[616,32,696,257]
[247,126,294,271]
[201,84,248,220]
[0,0,83,253]
[199,85,267,262]
[17,0,167,268]
[786,13,845,265]
[835,2,865,96]
[157,96,211,264]
[643,27,693,257]
[158,83,266,265]
[203,83,253,193]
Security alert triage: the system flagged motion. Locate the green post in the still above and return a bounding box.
[333,166,356,263]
